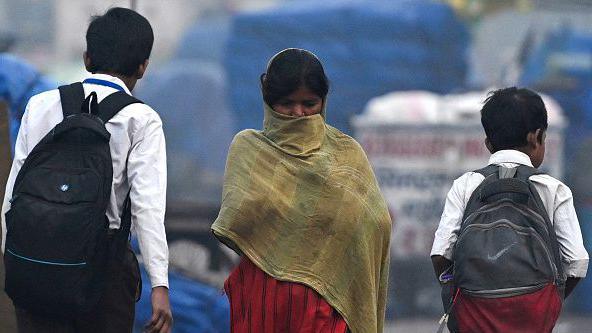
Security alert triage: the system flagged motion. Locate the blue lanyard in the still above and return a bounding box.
[83,78,126,92]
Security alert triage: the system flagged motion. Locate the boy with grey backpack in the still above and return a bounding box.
[431,87,588,333]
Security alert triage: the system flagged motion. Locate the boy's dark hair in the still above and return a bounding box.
[86,7,153,77]
[261,48,329,106]
[481,87,548,151]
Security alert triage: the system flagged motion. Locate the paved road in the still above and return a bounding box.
[384,316,592,333]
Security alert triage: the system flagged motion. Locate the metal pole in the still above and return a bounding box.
[130,0,137,11]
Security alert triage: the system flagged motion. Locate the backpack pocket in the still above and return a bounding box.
[5,193,99,265]
[4,167,107,315]
[18,166,100,204]
[454,219,557,297]
[4,245,94,315]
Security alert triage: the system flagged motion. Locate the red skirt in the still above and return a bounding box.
[224,257,348,333]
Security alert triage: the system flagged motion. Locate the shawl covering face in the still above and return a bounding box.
[212,104,392,333]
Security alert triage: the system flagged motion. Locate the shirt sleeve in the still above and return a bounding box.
[430,173,469,260]
[1,99,31,252]
[552,184,589,278]
[127,111,169,288]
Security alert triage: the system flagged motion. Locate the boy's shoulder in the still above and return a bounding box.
[529,172,572,195]
[452,170,487,188]
[27,88,61,109]
[20,89,62,123]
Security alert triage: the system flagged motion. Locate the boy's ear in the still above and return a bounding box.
[83,51,93,72]
[527,129,545,147]
[136,59,149,79]
[484,138,494,153]
[536,128,545,144]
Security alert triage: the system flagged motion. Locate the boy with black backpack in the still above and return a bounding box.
[431,87,589,333]
[1,8,172,333]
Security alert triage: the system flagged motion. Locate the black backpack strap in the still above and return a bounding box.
[118,191,142,302]
[98,92,141,240]
[96,91,142,123]
[58,82,85,118]
[120,192,132,239]
[109,191,132,261]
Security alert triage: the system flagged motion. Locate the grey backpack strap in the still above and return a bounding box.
[473,164,498,178]
[514,164,544,181]
[463,164,530,221]
[476,164,542,181]
[515,165,566,287]
[499,166,517,179]
[462,165,501,220]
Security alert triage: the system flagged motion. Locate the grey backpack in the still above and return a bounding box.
[454,164,565,298]
[436,165,566,333]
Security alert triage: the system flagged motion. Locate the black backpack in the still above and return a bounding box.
[3,82,141,316]
[441,164,566,332]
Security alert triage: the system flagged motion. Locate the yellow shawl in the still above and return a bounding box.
[212,104,391,333]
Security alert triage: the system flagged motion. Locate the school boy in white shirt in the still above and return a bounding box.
[431,87,588,332]
[1,8,172,333]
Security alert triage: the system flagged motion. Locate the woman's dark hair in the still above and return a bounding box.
[261,48,329,106]
[481,87,548,151]
[85,7,154,77]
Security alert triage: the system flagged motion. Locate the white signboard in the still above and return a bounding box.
[353,91,565,258]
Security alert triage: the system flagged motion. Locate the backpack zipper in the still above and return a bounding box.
[463,200,549,237]
[6,249,86,266]
[462,282,548,298]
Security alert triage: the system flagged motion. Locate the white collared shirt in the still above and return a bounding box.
[1,74,169,288]
[431,149,589,278]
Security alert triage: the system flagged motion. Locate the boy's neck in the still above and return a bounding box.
[516,147,534,163]
[94,71,137,92]
[495,147,539,168]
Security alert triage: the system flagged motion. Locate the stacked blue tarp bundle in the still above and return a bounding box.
[224,0,469,133]
[520,26,592,173]
[0,53,57,152]
[175,17,230,63]
[135,60,235,204]
[521,27,592,132]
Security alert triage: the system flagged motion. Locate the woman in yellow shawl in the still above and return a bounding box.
[212,48,391,333]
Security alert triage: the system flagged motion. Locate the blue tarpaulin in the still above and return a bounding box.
[519,26,592,169]
[134,267,230,333]
[224,0,469,133]
[0,53,57,152]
